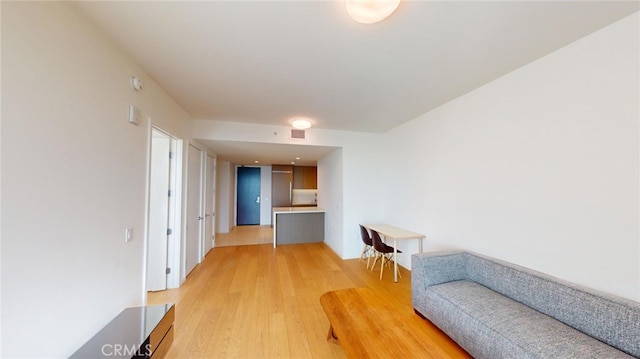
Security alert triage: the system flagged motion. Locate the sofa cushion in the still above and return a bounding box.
[423,280,634,359]
[465,254,640,357]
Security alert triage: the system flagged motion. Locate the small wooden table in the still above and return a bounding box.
[363,224,425,282]
[320,288,470,359]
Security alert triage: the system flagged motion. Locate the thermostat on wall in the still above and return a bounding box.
[130,76,143,91]
[129,105,141,125]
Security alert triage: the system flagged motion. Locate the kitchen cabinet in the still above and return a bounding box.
[272,207,325,246]
[272,165,293,207]
[293,166,317,189]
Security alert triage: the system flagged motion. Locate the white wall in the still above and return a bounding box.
[382,13,640,301]
[260,166,273,225]
[318,149,344,255]
[339,138,387,257]
[215,160,233,233]
[1,2,193,357]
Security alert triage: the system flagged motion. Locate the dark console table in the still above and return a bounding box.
[70,303,174,359]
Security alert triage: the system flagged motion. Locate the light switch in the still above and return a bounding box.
[125,227,133,242]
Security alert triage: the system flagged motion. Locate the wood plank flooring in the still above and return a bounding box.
[215,225,273,247]
[147,228,456,358]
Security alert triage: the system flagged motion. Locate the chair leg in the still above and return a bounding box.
[366,247,372,269]
[360,244,370,262]
[370,252,379,271]
[379,254,391,280]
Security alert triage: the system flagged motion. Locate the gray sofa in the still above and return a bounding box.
[411,251,640,358]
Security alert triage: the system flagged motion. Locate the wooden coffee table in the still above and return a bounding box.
[320,288,470,358]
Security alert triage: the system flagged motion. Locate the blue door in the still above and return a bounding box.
[237,167,261,225]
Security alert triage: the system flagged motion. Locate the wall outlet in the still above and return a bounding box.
[125,227,133,242]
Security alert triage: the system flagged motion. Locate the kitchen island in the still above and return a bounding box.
[272,206,326,247]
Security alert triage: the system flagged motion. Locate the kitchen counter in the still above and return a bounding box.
[272,207,326,247]
[273,206,324,213]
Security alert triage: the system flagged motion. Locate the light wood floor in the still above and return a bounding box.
[215,225,274,247]
[147,228,449,358]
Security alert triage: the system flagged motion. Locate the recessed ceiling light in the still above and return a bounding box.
[291,161,295,164]
[296,157,300,160]
[254,160,259,164]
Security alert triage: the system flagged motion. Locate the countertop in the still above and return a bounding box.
[273,206,325,214]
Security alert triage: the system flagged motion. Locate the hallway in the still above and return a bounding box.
[214,225,273,247]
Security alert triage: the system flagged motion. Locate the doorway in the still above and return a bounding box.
[203,154,216,253]
[146,128,182,292]
[237,167,261,225]
[185,144,203,277]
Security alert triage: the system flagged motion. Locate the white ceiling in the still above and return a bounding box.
[75,1,638,164]
[197,140,338,166]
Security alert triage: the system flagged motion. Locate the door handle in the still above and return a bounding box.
[289,182,292,204]
[256,196,260,204]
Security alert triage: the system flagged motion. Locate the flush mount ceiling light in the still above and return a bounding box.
[346,0,400,24]
[291,118,312,130]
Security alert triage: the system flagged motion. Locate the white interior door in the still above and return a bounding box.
[204,154,215,254]
[166,136,182,289]
[146,130,171,291]
[185,144,202,276]
[211,158,216,247]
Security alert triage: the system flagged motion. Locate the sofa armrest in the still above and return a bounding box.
[412,251,469,314]
[412,250,469,286]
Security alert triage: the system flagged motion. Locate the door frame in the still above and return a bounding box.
[144,125,183,294]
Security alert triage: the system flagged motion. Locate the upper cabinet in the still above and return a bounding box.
[293,166,317,189]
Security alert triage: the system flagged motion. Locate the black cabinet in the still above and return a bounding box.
[70,304,174,359]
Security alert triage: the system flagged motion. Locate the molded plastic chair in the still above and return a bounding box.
[370,229,402,280]
[359,225,375,269]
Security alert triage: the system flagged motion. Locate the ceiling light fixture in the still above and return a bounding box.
[346,0,400,24]
[291,118,312,130]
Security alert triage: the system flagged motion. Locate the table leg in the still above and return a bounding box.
[272,213,277,248]
[394,239,398,282]
[327,324,339,344]
[419,236,423,253]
